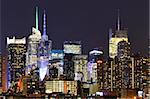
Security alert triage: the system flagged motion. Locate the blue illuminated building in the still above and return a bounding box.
[37,10,52,81]
[49,50,64,79]
[51,50,64,60]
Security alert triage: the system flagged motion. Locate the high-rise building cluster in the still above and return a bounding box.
[0,7,149,98]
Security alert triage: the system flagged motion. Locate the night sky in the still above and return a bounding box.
[1,0,149,56]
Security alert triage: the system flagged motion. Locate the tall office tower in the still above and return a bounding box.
[141,57,149,97]
[63,41,81,80]
[7,37,26,88]
[0,55,7,93]
[37,10,52,81]
[73,55,88,82]
[22,67,40,95]
[2,56,7,92]
[63,54,74,80]
[88,48,103,83]
[106,57,115,92]
[116,41,131,89]
[117,41,130,61]
[26,7,41,74]
[49,50,64,79]
[87,62,97,83]
[131,53,146,91]
[91,49,108,91]
[109,10,128,58]
[97,60,108,91]
[63,41,81,54]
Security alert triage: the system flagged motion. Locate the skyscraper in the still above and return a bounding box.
[49,50,64,79]
[109,40,134,97]
[63,41,81,55]
[26,7,42,74]
[117,41,131,89]
[131,53,145,90]
[37,10,52,81]
[73,55,88,82]
[2,56,7,92]
[88,48,103,83]
[7,37,26,88]
[109,10,128,58]
[63,41,81,80]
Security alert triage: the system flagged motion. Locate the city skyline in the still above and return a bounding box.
[1,0,149,56]
[0,1,149,97]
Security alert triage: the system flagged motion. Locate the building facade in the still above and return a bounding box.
[37,10,52,81]
[88,48,104,83]
[48,50,64,80]
[7,37,26,89]
[73,55,88,82]
[26,7,41,74]
[45,80,77,95]
[109,30,128,59]
[2,56,8,92]
[109,11,128,59]
[63,41,82,80]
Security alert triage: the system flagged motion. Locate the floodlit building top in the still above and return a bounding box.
[7,36,26,45]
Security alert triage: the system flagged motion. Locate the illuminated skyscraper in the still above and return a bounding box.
[63,54,74,80]
[131,53,145,90]
[117,41,130,61]
[88,48,103,83]
[7,37,26,88]
[37,10,52,81]
[117,41,131,89]
[49,50,64,79]
[26,7,41,74]
[63,41,81,80]
[73,55,88,82]
[109,10,128,58]
[143,57,150,97]
[63,41,81,54]
[0,55,7,93]
[2,56,7,92]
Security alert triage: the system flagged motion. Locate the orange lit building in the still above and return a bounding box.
[2,56,7,92]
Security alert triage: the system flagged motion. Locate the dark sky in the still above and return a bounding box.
[1,0,149,56]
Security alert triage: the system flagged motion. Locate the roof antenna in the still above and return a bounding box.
[117,9,120,31]
[109,28,112,39]
[36,6,39,30]
[43,10,46,36]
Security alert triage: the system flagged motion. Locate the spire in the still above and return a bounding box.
[36,6,39,30]
[42,10,48,41]
[109,28,112,39]
[117,9,120,31]
[43,10,46,35]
